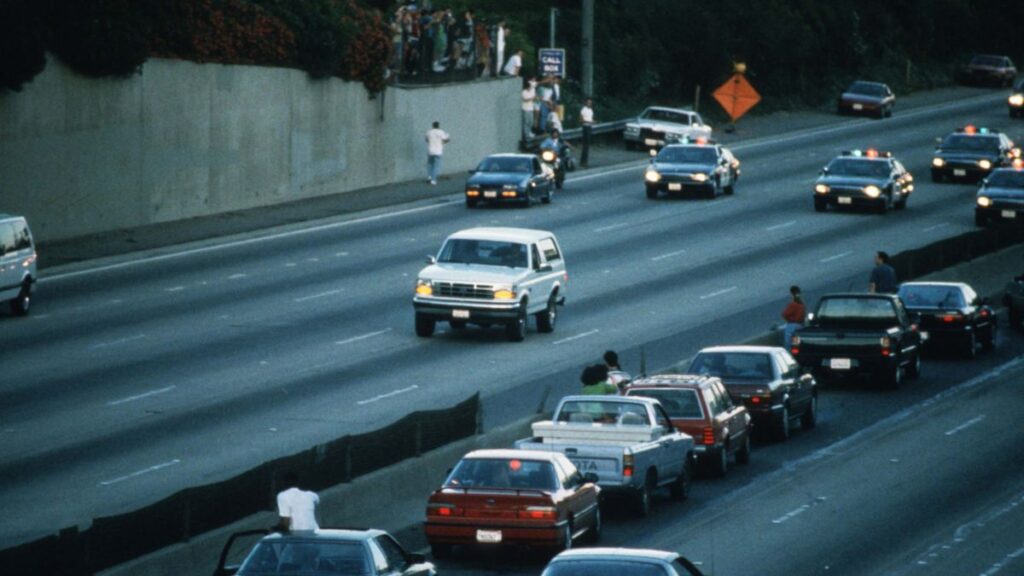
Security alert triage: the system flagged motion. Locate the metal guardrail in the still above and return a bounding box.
[523,118,630,150]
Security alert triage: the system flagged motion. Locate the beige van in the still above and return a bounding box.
[0,214,37,316]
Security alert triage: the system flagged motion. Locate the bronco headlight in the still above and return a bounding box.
[541,150,556,162]
[815,184,829,194]
[932,158,945,167]
[978,159,993,170]
[1010,94,1024,106]
[692,173,709,182]
[493,287,516,300]
[977,195,992,207]
[645,170,661,183]
[415,280,433,296]
[864,185,882,198]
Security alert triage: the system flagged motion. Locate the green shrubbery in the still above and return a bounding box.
[0,1,47,92]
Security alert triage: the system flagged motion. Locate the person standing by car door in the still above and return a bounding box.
[276,472,320,532]
[425,121,450,186]
[781,285,806,347]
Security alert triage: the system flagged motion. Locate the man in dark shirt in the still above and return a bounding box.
[869,251,897,293]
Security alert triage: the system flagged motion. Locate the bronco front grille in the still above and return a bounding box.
[435,282,495,299]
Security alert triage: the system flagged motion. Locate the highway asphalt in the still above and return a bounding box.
[1,86,1021,558]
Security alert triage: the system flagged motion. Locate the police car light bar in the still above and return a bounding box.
[842,149,892,158]
[957,125,998,135]
[683,136,716,145]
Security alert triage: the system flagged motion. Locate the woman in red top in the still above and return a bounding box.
[781,285,806,348]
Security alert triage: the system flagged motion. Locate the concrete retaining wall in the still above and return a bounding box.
[0,57,520,243]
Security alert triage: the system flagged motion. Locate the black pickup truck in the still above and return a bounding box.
[790,293,923,388]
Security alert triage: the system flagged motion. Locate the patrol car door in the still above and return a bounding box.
[214,529,269,576]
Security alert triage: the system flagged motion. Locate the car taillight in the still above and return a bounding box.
[702,427,716,445]
[942,312,964,323]
[880,335,891,356]
[623,453,634,478]
[427,503,461,517]
[751,396,761,404]
[518,506,557,520]
[790,335,800,356]
[980,309,990,318]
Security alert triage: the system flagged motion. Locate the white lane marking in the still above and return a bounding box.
[766,220,797,231]
[166,286,185,292]
[336,252,349,257]
[357,384,419,406]
[819,250,853,263]
[99,459,181,486]
[979,545,1024,576]
[228,273,247,280]
[594,222,631,233]
[651,249,688,262]
[554,329,600,345]
[91,334,146,350]
[923,222,950,232]
[32,314,50,320]
[700,286,737,300]
[913,491,1024,568]
[336,328,392,346]
[772,504,810,524]
[944,414,986,436]
[294,288,344,303]
[107,386,176,406]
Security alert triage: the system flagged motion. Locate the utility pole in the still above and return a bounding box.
[581,0,594,97]
[549,8,558,48]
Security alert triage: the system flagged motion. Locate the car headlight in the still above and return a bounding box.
[645,170,661,183]
[979,159,993,170]
[815,184,830,194]
[493,287,516,300]
[625,125,639,134]
[1010,94,1024,106]
[692,173,708,182]
[864,185,882,198]
[415,280,433,296]
[977,195,992,207]
[541,150,556,162]
[932,158,945,167]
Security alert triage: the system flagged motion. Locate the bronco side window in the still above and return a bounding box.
[532,245,543,271]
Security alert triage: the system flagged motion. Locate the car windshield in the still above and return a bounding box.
[543,560,668,576]
[898,285,965,308]
[556,399,650,425]
[239,540,370,575]
[641,109,690,124]
[476,156,532,173]
[986,170,1024,188]
[657,147,716,164]
[941,134,1000,152]
[816,298,897,323]
[445,458,557,491]
[437,239,528,268]
[689,353,774,381]
[971,55,1005,67]
[826,158,890,178]
[847,81,886,96]
[626,388,703,419]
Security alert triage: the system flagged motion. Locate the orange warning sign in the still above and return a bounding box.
[713,74,761,122]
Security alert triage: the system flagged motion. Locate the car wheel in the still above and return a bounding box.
[894,196,907,210]
[735,434,751,465]
[983,323,997,351]
[506,304,527,342]
[10,282,31,316]
[976,212,988,227]
[635,475,653,517]
[585,508,602,543]
[536,294,557,333]
[801,395,818,429]
[773,406,790,442]
[876,106,885,119]
[541,187,552,204]
[887,362,902,389]
[876,196,889,215]
[430,543,452,560]
[669,459,692,500]
[906,352,921,380]
[814,198,827,212]
[724,181,735,195]
[712,446,728,478]
[415,313,435,338]
[645,186,658,200]
[964,332,977,359]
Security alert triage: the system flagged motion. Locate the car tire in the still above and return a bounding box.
[712,446,728,478]
[982,323,997,351]
[964,332,977,359]
[773,406,790,442]
[735,434,751,465]
[724,181,735,195]
[541,187,552,204]
[975,212,988,227]
[635,474,654,517]
[801,395,818,429]
[506,304,527,342]
[876,196,889,215]
[645,186,658,200]
[415,314,435,338]
[585,508,602,543]
[886,362,902,389]
[536,294,557,333]
[10,282,31,316]
[876,107,885,119]
[814,198,827,212]
[430,543,452,560]
[895,195,907,210]
[906,352,921,380]
[669,459,692,500]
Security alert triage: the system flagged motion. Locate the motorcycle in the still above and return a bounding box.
[540,145,574,189]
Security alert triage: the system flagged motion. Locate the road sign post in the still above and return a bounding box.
[713,63,761,132]
[538,48,566,78]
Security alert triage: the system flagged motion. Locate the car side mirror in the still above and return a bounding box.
[538,264,553,273]
[425,255,437,265]
[407,553,427,564]
[583,472,599,484]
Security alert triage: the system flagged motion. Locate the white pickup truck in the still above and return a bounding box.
[514,395,695,516]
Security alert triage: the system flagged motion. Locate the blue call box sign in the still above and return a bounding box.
[539,48,566,78]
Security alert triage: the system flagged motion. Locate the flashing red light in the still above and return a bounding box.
[790,347,800,356]
[509,459,522,471]
[865,148,879,158]
[964,125,977,135]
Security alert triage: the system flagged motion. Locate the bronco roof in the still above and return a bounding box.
[447,227,555,243]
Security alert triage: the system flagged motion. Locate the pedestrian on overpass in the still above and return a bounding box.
[781,285,806,348]
[425,121,450,186]
[276,471,320,532]
[869,251,897,293]
[579,98,595,167]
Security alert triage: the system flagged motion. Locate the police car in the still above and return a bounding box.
[813,149,914,214]
[1010,78,1024,119]
[644,137,740,199]
[931,126,1020,182]
[976,160,1024,226]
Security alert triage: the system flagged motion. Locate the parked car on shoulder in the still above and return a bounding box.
[976,163,1024,226]
[623,374,751,477]
[960,54,1017,87]
[424,449,601,558]
[624,107,712,150]
[688,346,817,442]
[413,228,567,341]
[0,214,37,317]
[813,149,914,214]
[898,282,996,358]
[213,528,435,576]
[837,80,895,118]
[644,139,740,200]
[542,548,708,576]
[465,153,554,208]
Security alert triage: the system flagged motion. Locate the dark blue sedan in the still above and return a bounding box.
[465,154,554,208]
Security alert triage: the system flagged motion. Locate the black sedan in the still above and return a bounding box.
[1009,78,1024,118]
[897,282,996,358]
[813,149,913,214]
[644,140,739,199]
[837,80,895,118]
[931,126,1019,182]
[465,154,554,208]
[960,54,1018,87]
[976,165,1024,226]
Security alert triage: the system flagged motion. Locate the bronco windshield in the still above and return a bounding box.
[445,458,557,491]
[657,147,717,164]
[239,540,370,575]
[826,158,890,178]
[437,239,528,268]
[476,156,532,173]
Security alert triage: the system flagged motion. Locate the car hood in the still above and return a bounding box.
[980,186,1024,200]
[467,172,530,187]
[840,92,885,104]
[652,162,714,175]
[419,263,530,285]
[818,175,887,188]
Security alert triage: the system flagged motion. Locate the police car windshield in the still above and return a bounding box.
[477,157,531,173]
[438,239,528,268]
[446,458,557,491]
[941,134,999,151]
[986,170,1024,188]
[641,109,690,124]
[848,82,886,96]
[826,158,889,178]
[657,147,716,164]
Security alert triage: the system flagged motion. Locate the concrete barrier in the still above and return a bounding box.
[0,56,520,243]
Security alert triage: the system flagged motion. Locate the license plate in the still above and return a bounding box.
[452,310,470,319]
[668,183,682,191]
[644,138,658,146]
[830,358,852,370]
[476,529,502,543]
[484,191,497,198]
[954,169,966,177]
[853,103,863,110]
[1002,210,1016,219]
[838,197,852,205]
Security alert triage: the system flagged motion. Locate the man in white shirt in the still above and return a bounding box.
[425,121,450,185]
[579,98,595,166]
[520,78,536,144]
[503,50,523,76]
[276,472,320,532]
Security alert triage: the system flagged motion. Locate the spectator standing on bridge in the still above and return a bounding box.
[869,251,897,293]
[475,19,491,77]
[495,20,508,76]
[781,285,806,348]
[276,472,320,532]
[580,364,618,395]
[503,49,523,76]
[579,99,595,167]
[425,121,450,185]
[521,78,537,144]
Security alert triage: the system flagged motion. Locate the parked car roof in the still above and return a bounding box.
[447,227,555,243]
